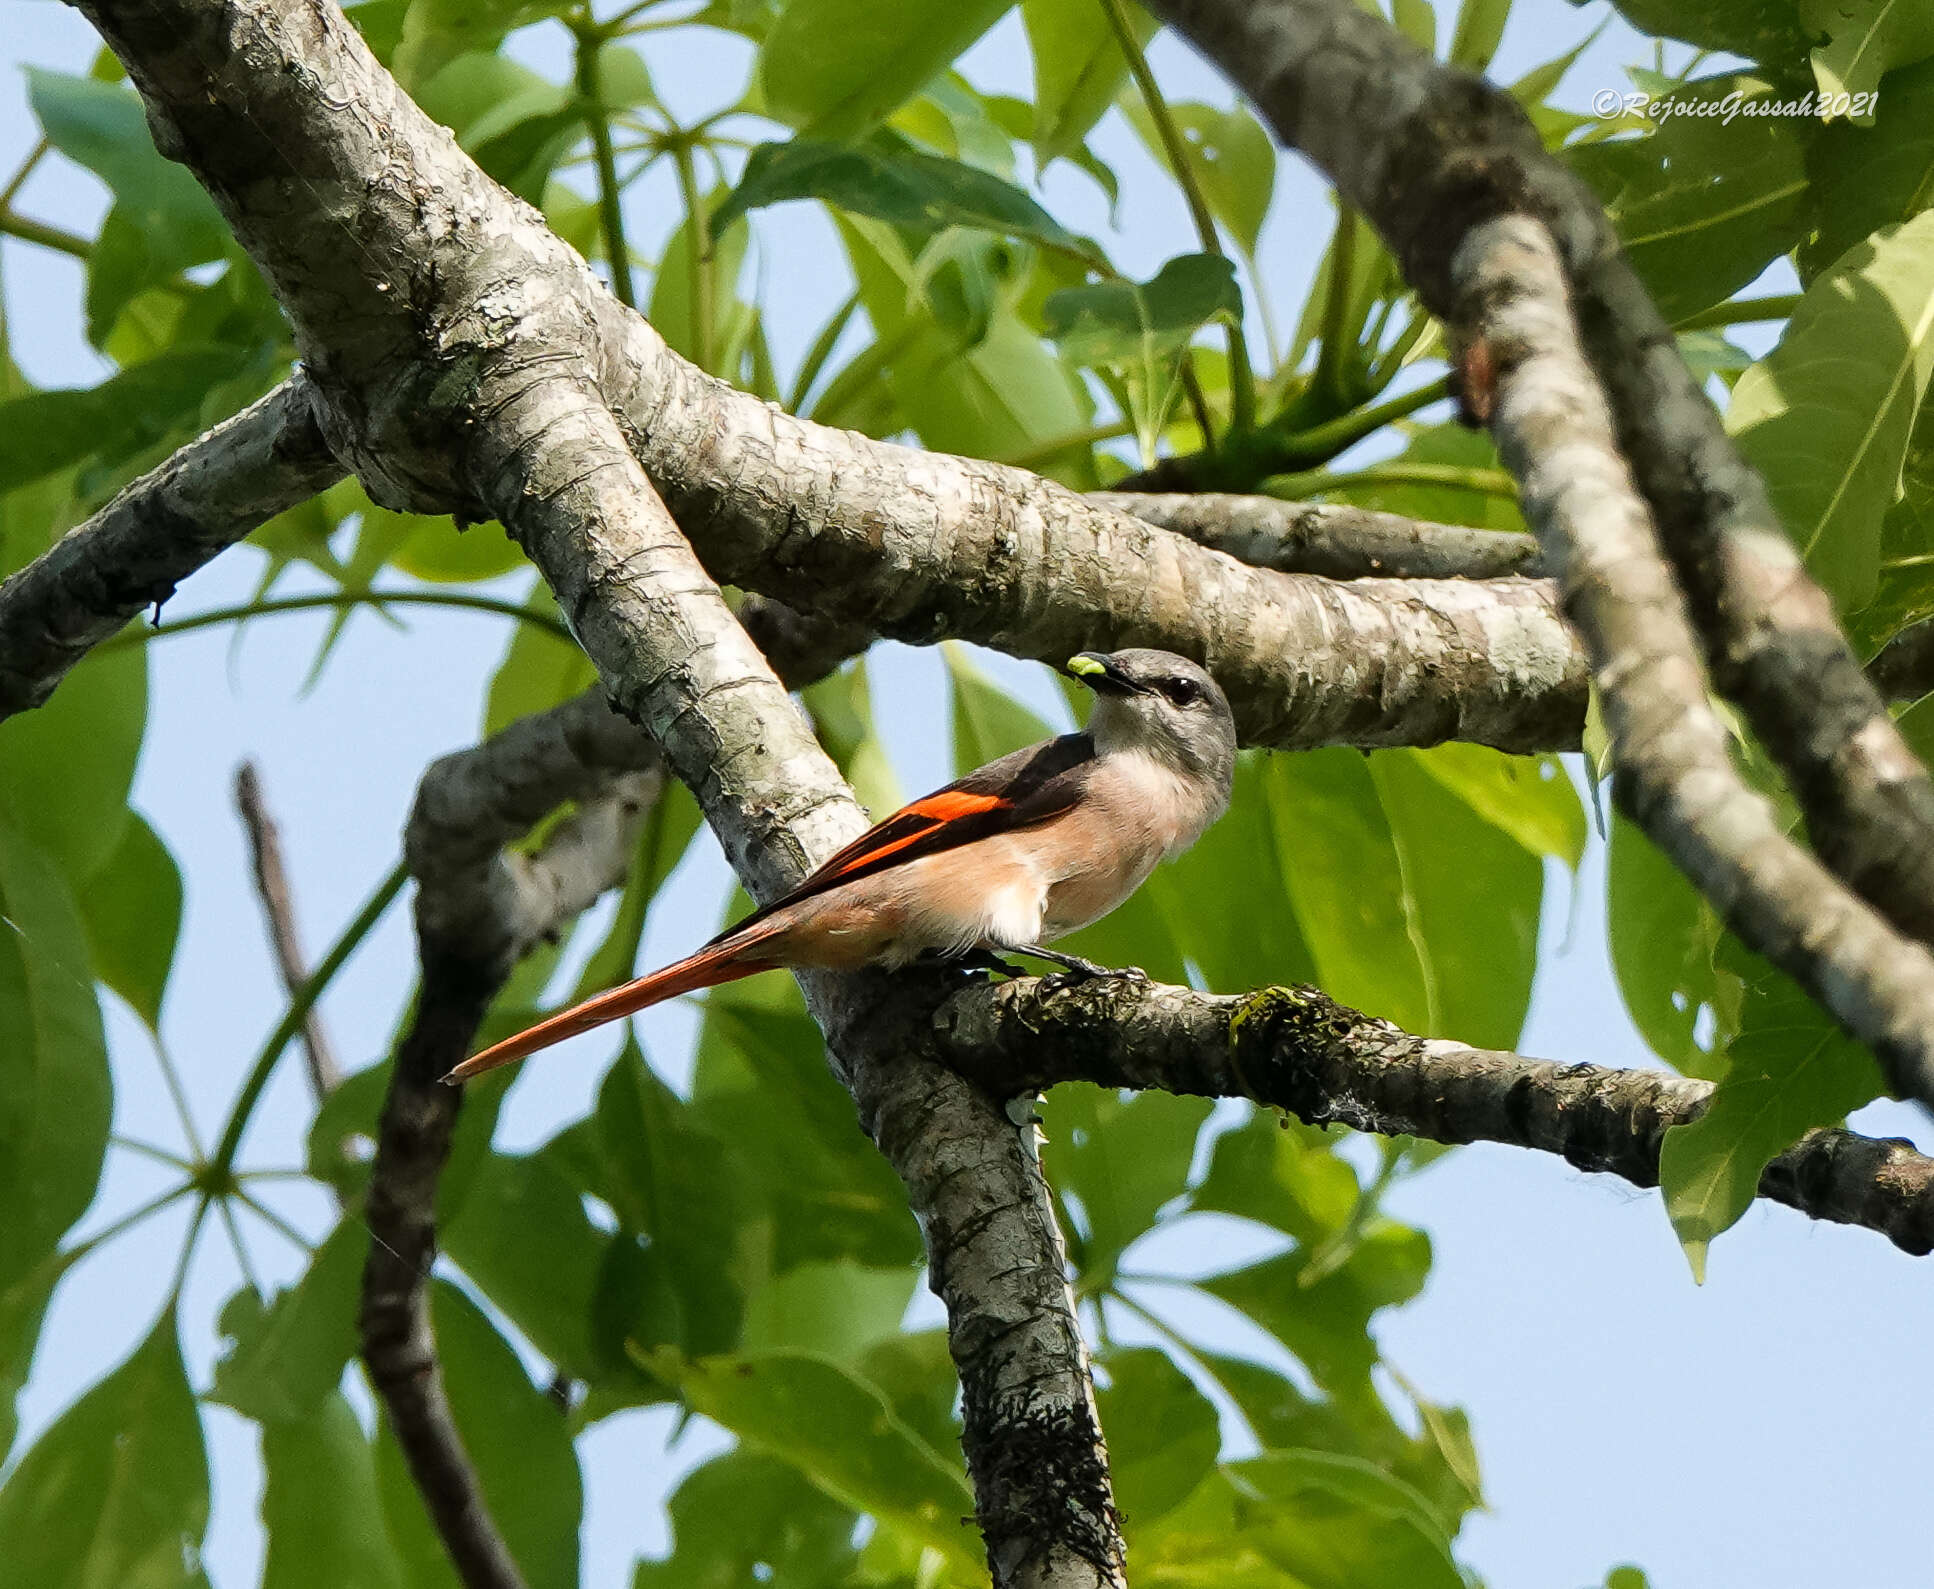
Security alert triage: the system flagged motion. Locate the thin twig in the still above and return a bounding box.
[234,761,344,1097]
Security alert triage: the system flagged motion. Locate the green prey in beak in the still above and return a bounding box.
[1065,652,1146,695]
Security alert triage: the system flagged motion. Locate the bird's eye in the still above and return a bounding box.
[1163,677,1201,706]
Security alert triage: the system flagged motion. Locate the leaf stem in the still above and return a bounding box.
[1000,416,1136,469]
[788,287,864,413]
[667,133,716,373]
[101,590,576,649]
[0,137,48,213]
[1673,294,1801,332]
[1312,205,1361,405]
[1282,372,1451,462]
[206,858,409,1188]
[1266,458,1518,499]
[0,208,90,260]
[575,20,637,307]
[1101,0,1256,431]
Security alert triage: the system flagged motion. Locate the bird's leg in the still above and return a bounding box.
[1014,944,1148,989]
[914,946,1028,978]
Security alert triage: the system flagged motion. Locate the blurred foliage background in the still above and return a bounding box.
[4,0,1934,1584]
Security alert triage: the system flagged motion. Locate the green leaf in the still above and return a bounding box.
[1729,208,1934,608]
[1804,0,1934,108]
[0,347,254,493]
[1660,956,1886,1277]
[77,812,180,1029]
[26,70,229,342]
[1568,77,1812,324]
[596,1047,761,1357]
[1045,252,1242,368]
[1040,1084,1213,1288]
[0,1307,209,1589]
[645,1348,978,1570]
[442,1146,609,1379]
[740,1259,918,1362]
[1095,1348,1221,1529]
[1121,100,1278,258]
[0,821,111,1294]
[392,0,576,88]
[0,1255,70,1464]
[1264,749,1541,1047]
[482,583,595,736]
[1024,0,1154,164]
[648,189,755,377]
[1601,0,1811,64]
[758,0,1012,139]
[375,1282,582,1589]
[839,215,1093,465]
[208,1217,364,1425]
[1404,743,1585,868]
[387,511,525,583]
[944,641,1054,768]
[570,781,707,1001]
[692,991,921,1272]
[1230,1449,1463,1589]
[0,645,143,884]
[1804,56,1934,280]
[1607,816,1734,1075]
[717,137,1087,257]
[635,1451,860,1588]
[1448,0,1513,70]
[261,1392,406,1589]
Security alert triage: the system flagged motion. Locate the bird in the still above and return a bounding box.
[444,648,1237,1083]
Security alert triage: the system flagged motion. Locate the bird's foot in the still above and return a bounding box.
[1015,945,1148,991]
[919,946,1027,979]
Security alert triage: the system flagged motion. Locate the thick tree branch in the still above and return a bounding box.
[1144,0,1934,947]
[234,761,342,1097]
[1456,215,1934,1108]
[1094,491,1545,579]
[0,375,339,720]
[935,977,1934,1257]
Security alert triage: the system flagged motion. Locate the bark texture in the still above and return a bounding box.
[1456,215,1934,1108]
[1145,0,1934,947]
[937,977,1934,1256]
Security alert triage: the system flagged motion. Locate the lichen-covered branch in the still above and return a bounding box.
[1456,215,1934,1108]
[0,375,339,720]
[1094,491,1545,579]
[935,977,1934,1257]
[1144,0,1934,945]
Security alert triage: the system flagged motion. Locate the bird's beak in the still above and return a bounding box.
[1066,652,1142,695]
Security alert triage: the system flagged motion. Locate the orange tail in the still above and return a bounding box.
[444,925,784,1084]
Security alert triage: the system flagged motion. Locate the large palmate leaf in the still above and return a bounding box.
[1729,208,1934,609]
[375,1283,582,1589]
[260,1392,406,1589]
[0,1309,209,1589]
[1601,0,1813,66]
[209,1218,365,1426]
[644,1347,979,1571]
[1095,1347,1221,1530]
[1804,56,1934,280]
[0,821,111,1295]
[1568,76,1813,324]
[758,0,1011,138]
[1121,100,1278,258]
[635,1450,861,1589]
[1024,0,1154,164]
[26,70,230,342]
[1803,0,1934,107]
[717,137,1088,257]
[76,812,180,1030]
[1607,814,1734,1076]
[1659,945,1885,1277]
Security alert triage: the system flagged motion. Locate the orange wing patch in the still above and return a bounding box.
[807,789,1011,885]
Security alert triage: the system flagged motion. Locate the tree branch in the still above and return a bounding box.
[233,761,342,1097]
[935,977,1934,1257]
[1143,0,1934,947]
[1454,215,1934,1109]
[0,375,340,720]
[1096,490,1544,579]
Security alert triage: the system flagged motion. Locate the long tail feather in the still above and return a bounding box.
[444,926,783,1084]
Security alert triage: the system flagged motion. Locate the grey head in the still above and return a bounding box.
[1066,648,1237,797]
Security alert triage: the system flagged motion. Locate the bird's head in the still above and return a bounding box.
[1066,648,1237,794]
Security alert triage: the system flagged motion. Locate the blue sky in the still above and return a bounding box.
[3,2,1931,1585]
